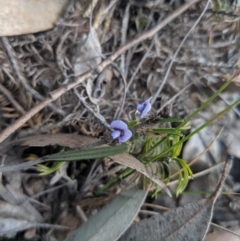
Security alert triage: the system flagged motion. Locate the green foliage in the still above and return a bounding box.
[127,120,138,128]
[211,0,232,11]
[37,144,128,175]
[136,121,191,197]
[101,76,235,197]
[174,158,193,196]
[37,75,237,198]
[46,144,128,161]
[136,15,148,32]
[37,162,66,175]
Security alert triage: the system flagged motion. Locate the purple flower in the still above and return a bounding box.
[137,97,152,118]
[110,120,132,143]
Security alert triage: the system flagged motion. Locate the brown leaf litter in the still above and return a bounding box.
[0,0,240,240]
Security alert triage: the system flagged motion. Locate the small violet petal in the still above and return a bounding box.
[143,97,151,105]
[111,130,121,139]
[137,103,145,113]
[141,102,151,118]
[110,120,128,130]
[118,129,132,143]
[137,97,152,118]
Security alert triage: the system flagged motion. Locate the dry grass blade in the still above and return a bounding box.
[210,157,232,204]
[109,153,172,197]
[210,223,240,239]
[118,157,233,241]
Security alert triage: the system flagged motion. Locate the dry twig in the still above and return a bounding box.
[152,0,211,104]
[0,0,201,143]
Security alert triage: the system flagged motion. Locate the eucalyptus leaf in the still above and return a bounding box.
[64,187,148,241]
[118,159,232,241]
[118,199,212,241]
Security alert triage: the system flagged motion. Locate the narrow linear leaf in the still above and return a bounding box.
[149,98,240,163]
[37,161,66,175]
[158,117,184,123]
[178,76,234,128]
[150,128,183,136]
[47,144,128,162]
[174,158,193,196]
[118,158,233,241]
[64,187,148,241]
[0,145,128,173]
[172,136,183,157]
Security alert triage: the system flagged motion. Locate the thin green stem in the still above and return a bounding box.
[179,78,233,128]
[149,98,240,163]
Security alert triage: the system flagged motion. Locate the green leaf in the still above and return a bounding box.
[172,136,183,157]
[148,98,240,163]
[46,144,128,162]
[138,16,148,29]
[37,161,66,175]
[150,128,183,136]
[178,77,233,128]
[158,117,184,123]
[174,158,193,196]
[128,120,138,128]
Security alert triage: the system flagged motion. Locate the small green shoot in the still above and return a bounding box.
[37,162,66,175]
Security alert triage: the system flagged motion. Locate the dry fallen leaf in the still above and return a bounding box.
[8,134,98,148]
[0,200,38,223]
[2,184,43,223]
[92,67,113,99]
[108,153,172,197]
[64,187,148,241]
[204,226,240,241]
[73,27,102,76]
[72,27,102,104]
[118,158,232,241]
[0,0,68,36]
[0,218,34,235]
